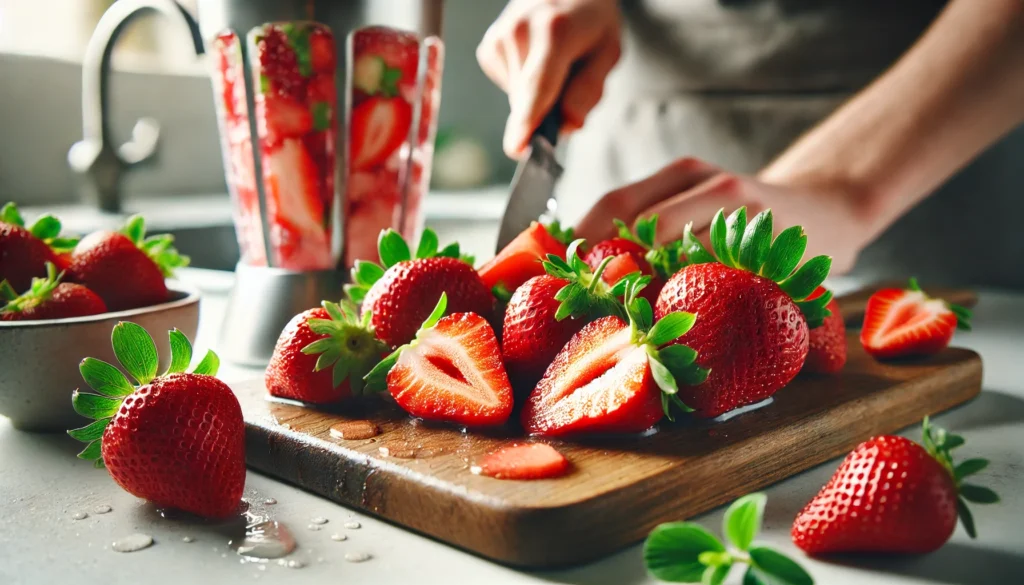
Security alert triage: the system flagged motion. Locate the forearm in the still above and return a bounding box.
[760,0,1024,241]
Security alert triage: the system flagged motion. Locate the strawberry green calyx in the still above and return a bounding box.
[363,292,449,392]
[120,215,190,277]
[545,220,575,246]
[0,262,64,313]
[908,278,972,331]
[345,228,471,303]
[492,283,514,304]
[301,299,389,394]
[681,207,833,328]
[613,214,684,280]
[645,493,813,585]
[67,323,219,467]
[619,275,709,420]
[1,202,79,253]
[921,417,997,538]
[543,239,627,322]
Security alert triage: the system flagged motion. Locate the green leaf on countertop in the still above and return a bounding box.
[724,493,766,551]
[748,547,814,585]
[644,522,725,583]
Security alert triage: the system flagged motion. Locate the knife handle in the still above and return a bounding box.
[532,61,584,147]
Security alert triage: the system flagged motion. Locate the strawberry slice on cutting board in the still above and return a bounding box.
[860,278,971,360]
[364,293,513,427]
[472,443,570,480]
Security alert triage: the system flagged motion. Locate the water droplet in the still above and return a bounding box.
[307,524,321,531]
[330,533,347,542]
[112,534,154,553]
[286,559,305,569]
[343,521,361,529]
[329,421,380,440]
[72,512,89,520]
[344,551,372,563]
[182,536,195,543]
[263,498,277,506]
[469,466,483,475]
[231,521,296,559]
[93,505,112,514]
[309,516,328,525]
[281,423,291,430]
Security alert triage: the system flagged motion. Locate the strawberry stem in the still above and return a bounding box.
[345,228,469,304]
[0,262,64,313]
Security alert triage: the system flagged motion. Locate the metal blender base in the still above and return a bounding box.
[218,263,346,367]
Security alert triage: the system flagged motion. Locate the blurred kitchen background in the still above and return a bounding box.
[0,0,513,267]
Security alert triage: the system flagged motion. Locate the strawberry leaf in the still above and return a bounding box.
[960,484,999,504]
[363,347,402,393]
[738,211,772,274]
[416,229,439,259]
[0,262,64,313]
[301,300,387,394]
[779,256,832,302]
[67,418,111,442]
[681,224,716,266]
[111,322,159,385]
[747,547,813,585]
[644,522,725,583]
[378,229,411,267]
[28,214,61,241]
[76,439,103,462]
[709,210,733,268]
[121,215,146,245]
[312,101,332,131]
[649,355,678,396]
[954,458,989,480]
[80,358,134,397]
[724,208,747,267]
[72,391,121,419]
[0,202,23,226]
[166,329,193,375]
[47,237,80,254]
[545,220,575,245]
[421,293,448,330]
[492,283,513,304]
[0,280,17,302]
[957,497,977,538]
[703,564,732,585]
[191,349,220,376]
[795,289,833,330]
[724,493,766,551]
[647,312,697,346]
[437,242,461,259]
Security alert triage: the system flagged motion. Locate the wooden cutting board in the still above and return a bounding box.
[236,287,982,568]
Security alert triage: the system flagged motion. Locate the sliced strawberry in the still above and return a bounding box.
[472,443,570,480]
[478,222,570,292]
[309,27,336,73]
[860,279,970,360]
[349,96,412,171]
[351,26,420,92]
[601,253,643,287]
[366,294,513,427]
[260,93,313,146]
[263,139,331,269]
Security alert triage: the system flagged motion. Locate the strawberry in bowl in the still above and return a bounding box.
[0,202,78,293]
[1,262,106,321]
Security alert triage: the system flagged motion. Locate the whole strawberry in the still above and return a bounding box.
[68,323,243,519]
[584,215,683,306]
[1,262,106,321]
[346,229,491,347]
[502,240,631,391]
[265,299,388,404]
[792,418,998,555]
[656,208,832,417]
[69,215,189,311]
[802,286,846,374]
[0,202,78,292]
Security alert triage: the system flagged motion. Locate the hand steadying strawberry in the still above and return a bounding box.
[364,293,513,427]
[0,202,78,292]
[68,324,244,519]
[347,229,491,347]
[265,299,388,404]
[522,276,708,436]
[792,417,998,555]
[502,239,632,391]
[1,262,106,321]
[585,215,684,306]
[656,207,832,418]
[478,221,573,295]
[860,278,971,360]
[802,286,846,374]
[69,215,188,311]
[645,493,813,584]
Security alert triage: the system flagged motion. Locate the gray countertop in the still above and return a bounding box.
[2,268,1022,585]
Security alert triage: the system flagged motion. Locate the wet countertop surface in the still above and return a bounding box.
[2,269,1023,584]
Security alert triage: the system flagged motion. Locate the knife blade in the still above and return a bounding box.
[495,96,566,253]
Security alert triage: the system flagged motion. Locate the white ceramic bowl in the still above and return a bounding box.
[0,283,200,432]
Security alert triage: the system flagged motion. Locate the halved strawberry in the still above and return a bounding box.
[364,294,513,427]
[522,277,707,436]
[349,96,412,171]
[260,93,313,146]
[601,253,644,289]
[472,443,570,480]
[860,278,971,360]
[478,221,572,293]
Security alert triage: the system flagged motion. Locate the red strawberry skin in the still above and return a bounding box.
[1,283,106,321]
[792,435,958,555]
[585,239,663,305]
[860,288,957,360]
[361,257,493,347]
[101,373,246,519]
[522,316,663,436]
[265,308,344,404]
[803,286,846,374]
[387,312,513,427]
[474,443,570,480]
[0,223,58,293]
[501,275,588,391]
[69,231,168,311]
[478,222,568,292]
[655,263,809,418]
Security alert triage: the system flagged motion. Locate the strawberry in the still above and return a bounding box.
[860,278,971,360]
[792,417,998,555]
[260,93,314,145]
[351,27,420,98]
[347,229,490,347]
[364,293,513,427]
[584,215,683,305]
[309,27,335,74]
[68,323,244,519]
[349,96,412,171]
[478,221,572,294]
[655,208,832,418]
[522,277,708,436]
[802,286,846,374]
[0,202,78,293]
[265,300,388,404]
[472,443,570,480]
[501,240,631,391]
[1,262,106,321]
[69,215,188,311]
[252,23,320,102]
[601,252,644,286]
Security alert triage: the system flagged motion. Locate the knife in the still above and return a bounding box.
[494,96,566,253]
